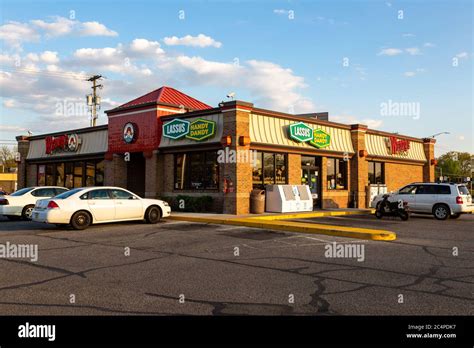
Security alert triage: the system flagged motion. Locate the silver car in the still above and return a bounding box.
[371,182,474,220]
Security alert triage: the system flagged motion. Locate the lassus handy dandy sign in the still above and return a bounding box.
[288,122,331,148]
[45,134,81,155]
[163,118,216,141]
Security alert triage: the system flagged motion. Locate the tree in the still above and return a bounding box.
[0,146,17,173]
[437,151,472,178]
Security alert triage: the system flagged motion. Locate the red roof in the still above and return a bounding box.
[114,86,212,111]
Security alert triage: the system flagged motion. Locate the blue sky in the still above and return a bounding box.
[0,0,472,155]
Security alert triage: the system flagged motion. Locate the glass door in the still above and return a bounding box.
[301,156,321,208]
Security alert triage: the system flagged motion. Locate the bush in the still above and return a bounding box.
[161,195,213,212]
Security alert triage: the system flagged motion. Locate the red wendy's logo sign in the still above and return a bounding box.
[45,134,81,155]
[385,136,410,156]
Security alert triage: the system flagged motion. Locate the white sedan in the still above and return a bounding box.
[32,186,171,230]
[0,186,68,220]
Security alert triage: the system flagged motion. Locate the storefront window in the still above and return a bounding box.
[95,161,105,186]
[252,152,287,189]
[45,164,54,186]
[368,161,384,184]
[55,163,65,187]
[74,162,83,188]
[65,162,74,188]
[174,151,219,190]
[327,158,347,190]
[86,162,95,186]
[37,165,46,186]
[35,160,104,188]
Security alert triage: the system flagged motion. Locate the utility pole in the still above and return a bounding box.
[86,75,103,127]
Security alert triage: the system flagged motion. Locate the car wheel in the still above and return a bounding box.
[70,211,92,230]
[449,213,461,219]
[21,205,35,220]
[145,206,161,224]
[375,208,383,219]
[433,204,449,220]
[6,215,21,221]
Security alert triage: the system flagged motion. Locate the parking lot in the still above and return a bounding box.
[0,213,472,315]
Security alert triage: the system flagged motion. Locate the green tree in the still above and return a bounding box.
[0,146,17,173]
[437,151,472,178]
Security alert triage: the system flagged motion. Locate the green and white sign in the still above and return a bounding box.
[185,118,216,141]
[289,122,313,142]
[163,119,190,140]
[309,129,331,148]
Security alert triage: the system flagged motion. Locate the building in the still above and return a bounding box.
[16,86,436,214]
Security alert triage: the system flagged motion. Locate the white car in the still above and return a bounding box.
[371,182,474,220]
[0,186,68,221]
[32,186,171,229]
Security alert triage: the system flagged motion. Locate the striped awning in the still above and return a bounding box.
[365,133,426,162]
[249,114,355,154]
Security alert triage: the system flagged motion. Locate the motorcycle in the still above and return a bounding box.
[375,194,410,221]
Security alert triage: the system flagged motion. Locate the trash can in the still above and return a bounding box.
[250,189,265,214]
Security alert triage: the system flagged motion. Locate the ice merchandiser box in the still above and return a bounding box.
[265,185,313,213]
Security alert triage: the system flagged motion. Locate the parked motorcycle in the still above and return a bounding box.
[375,194,410,220]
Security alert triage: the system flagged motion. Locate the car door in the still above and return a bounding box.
[86,189,116,222]
[415,185,438,212]
[110,189,143,220]
[396,184,417,210]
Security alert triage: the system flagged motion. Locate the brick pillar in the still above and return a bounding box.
[144,150,159,198]
[350,124,368,208]
[104,153,127,187]
[221,101,253,215]
[422,138,436,182]
[288,153,301,184]
[15,135,30,189]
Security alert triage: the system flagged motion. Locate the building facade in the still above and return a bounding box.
[16,87,436,214]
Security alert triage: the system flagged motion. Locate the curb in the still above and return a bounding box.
[247,209,374,221]
[167,215,396,241]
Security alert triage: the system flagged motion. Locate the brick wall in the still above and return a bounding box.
[104,154,127,187]
[26,164,37,187]
[15,137,30,189]
[350,125,368,208]
[385,162,424,192]
[423,138,436,182]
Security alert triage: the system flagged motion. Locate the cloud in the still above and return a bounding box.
[405,47,421,55]
[78,21,118,37]
[273,9,288,15]
[402,33,415,37]
[332,115,383,129]
[456,52,469,59]
[423,42,435,47]
[377,48,403,56]
[0,16,118,51]
[0,21,40,50]
[403,68,425,77]
[163,34,222,48]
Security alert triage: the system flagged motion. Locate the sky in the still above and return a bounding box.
[0,0,472,156]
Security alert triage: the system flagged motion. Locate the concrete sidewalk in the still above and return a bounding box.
[167,208,396,241]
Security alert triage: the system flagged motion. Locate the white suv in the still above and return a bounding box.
[371,183,473,220]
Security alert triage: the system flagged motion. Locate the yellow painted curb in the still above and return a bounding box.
[248,209,374,221]
[168,215,396,241]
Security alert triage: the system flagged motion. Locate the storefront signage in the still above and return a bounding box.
[123,122,138,144]
[309,129,331,149]
[163,118,216,141]
[385,136,410,155]
[289,122,313,142]
[288,122,331,149]
[185,119,216,141]
[45,134,81,155]
[163,119,190,140]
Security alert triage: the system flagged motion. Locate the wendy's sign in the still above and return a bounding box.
[385,136,410,155]
[45,134,81,155]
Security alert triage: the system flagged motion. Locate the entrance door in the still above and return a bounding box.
[126,152,146,198]
[301,156,321,208]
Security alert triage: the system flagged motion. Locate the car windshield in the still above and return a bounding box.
[458,185,470,195]
[54,188,84,199]
[10,187,34,196]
